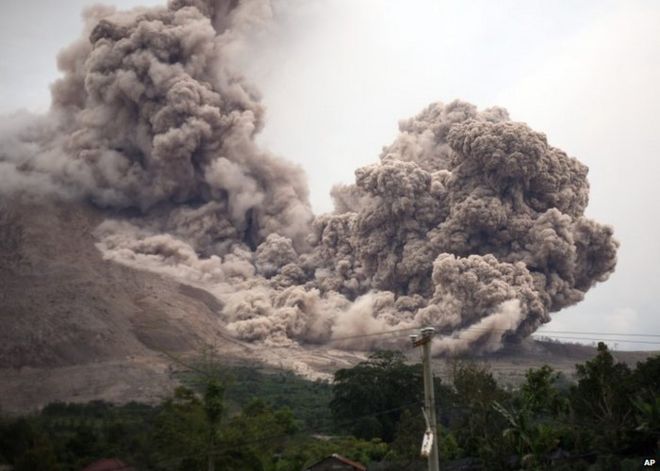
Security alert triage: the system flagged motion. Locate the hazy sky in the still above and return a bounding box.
[1,0,659,349]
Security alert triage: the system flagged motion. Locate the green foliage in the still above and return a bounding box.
[0,348,658,470]
[531,344,658,468]
[571,343,634,424]
[446,361,511,467]
[152,368,299,470]
[0,402,158,470]
[386,409,425,464]
[385,409,461,467]
[493,400,561,469]
[519,365,566,415]
[151,386,209,469]
[632,353,660,392]
[224,367,333,431]
[630,354,660,447]
[451,360,503,405]
[330,350,425,442]
[0,417,59,471]
[220,398,298,470]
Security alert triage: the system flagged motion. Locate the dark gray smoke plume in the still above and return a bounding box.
[1,0,311,251]
[0,0,618,354]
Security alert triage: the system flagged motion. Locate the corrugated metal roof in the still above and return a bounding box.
[82,458,135,471]
[304,453,367,471]
[331,453,367,471]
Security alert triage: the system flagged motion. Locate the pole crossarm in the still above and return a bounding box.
[412,336,432,348]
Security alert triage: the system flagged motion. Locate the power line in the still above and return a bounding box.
[324,324,660,346]
[537,330,660,338]
[327,324,660,342]
[431,325,660,346]
[327,326,421,342]
[530,334,660,346]
[430,324,660,339]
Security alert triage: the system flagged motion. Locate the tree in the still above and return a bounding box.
[221,399,297,470]
[447,361,511,468]
[489,366,569,468]
[572,343,633,419]
[152,348,232,470]
[519,365,565,415]
[152,382,301,470]
[204,379,224,471]
[564,343,660,464]
[330,350,424,442]
[0,417,59,471]
[152,386,210,470]
[493,400,561,469]
[631,354,660,392]
[629,354,660,456]
[386,409,425,465]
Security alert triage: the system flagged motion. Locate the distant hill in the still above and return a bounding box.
[444,338,656,387]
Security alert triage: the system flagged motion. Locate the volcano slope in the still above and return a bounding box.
[0,199,246,410]
[0,198,370,412]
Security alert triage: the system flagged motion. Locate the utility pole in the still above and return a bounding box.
[411,327,440,471]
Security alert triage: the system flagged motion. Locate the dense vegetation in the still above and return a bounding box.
[1,343,658,470]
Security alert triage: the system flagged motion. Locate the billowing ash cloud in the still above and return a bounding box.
[0,0,618,354]
[0,0,312,251]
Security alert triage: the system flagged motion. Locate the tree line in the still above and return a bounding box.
[1,343,658,470]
